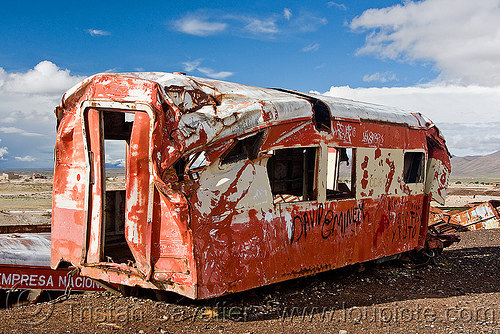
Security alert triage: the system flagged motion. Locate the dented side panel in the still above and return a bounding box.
[51,110,88,268]
[190,158,425,298]
[52,72,450,299]
[425,125,451,206]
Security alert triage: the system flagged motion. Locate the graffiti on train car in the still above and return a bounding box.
[290,203,365,244]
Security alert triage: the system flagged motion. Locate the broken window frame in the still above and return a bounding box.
[220,132,264,166]
[185,151,208,180]
[266,146,319,204]
[326,147,356,200]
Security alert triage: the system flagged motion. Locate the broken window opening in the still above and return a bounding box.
[172,158,186,182]
[404,151,425,183]
[221,132,264,165]
[267,147,318,204]
[272,89,331,132]
[185,151,207,180]
[326,147,355,200]
[312,100,331,133]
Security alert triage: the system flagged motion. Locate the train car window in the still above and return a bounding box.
[221,132,263,165]
[185,151,207,180]
[326,147,355,200]
[404,152,425,183]
[267,147,318,204]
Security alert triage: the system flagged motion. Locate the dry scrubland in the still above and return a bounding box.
[0,176,499,333]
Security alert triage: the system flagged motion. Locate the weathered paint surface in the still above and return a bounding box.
[0,233,104,292]
[51,72,450,299]
[452,201,500,230]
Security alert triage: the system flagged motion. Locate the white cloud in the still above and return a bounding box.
[182,59,201,72]
[243,17,279,35]
[182,59,233,79]
[0,146,7,160]
[302,43,320,52]
[173,16,227,36]
[86,29,111,37]
[320,84,500,156]
[173,10,327,40]
[291,13,327,33]
[0,127,43,136]
[197,68,234,80]
[349,0,500,86]
[0,61,85,94]
[438,123,500,156]
[362,71,398,83]
[0,61,85,166]
[327,2,347,10]
[15,155,36,162]
[284,8,292,20]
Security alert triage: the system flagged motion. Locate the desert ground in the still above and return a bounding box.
[0,176,499,333]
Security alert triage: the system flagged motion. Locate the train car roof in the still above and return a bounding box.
[127,72,425,126]
[61,72,428,149]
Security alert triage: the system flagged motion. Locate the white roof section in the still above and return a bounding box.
[125,72,425,127]
[64,72,426,149]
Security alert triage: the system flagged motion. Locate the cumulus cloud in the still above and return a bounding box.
[0,61,85,94]
[302,43,320,52]
[173,15,227,36]
[349,0,500,86]
[320,84,500,156]
[86,29,111,37]
[182,59,233,79]
[0,61,84,166]
[362,71,398,83]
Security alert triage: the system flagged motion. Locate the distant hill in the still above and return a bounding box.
[450,150,500,179]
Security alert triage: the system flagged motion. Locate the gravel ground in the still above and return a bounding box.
[1,228,499,334]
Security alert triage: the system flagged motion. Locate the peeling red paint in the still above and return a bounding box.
[51,73,451,299]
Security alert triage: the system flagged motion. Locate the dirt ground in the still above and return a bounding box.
[1,181,499,333]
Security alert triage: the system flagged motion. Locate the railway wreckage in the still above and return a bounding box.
[50,72,454,299]
[430,200,500,233]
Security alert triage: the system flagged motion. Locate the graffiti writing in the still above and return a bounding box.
[321,203,365,240]
[361,131,384,146]
[391,209,419,242]
[332,122,356,144]
[290,203,365,244]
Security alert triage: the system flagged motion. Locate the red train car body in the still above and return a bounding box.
[51,73,450,299]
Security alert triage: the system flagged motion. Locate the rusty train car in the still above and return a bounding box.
[51,72,451,299]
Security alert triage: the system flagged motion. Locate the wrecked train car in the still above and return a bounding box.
[51,72,451,299]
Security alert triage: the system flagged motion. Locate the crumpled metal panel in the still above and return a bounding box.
[452,201,500,230]
[424,123,451,205]
[51,72,451,300]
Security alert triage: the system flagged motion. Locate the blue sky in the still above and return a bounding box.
[1,0,500,167]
